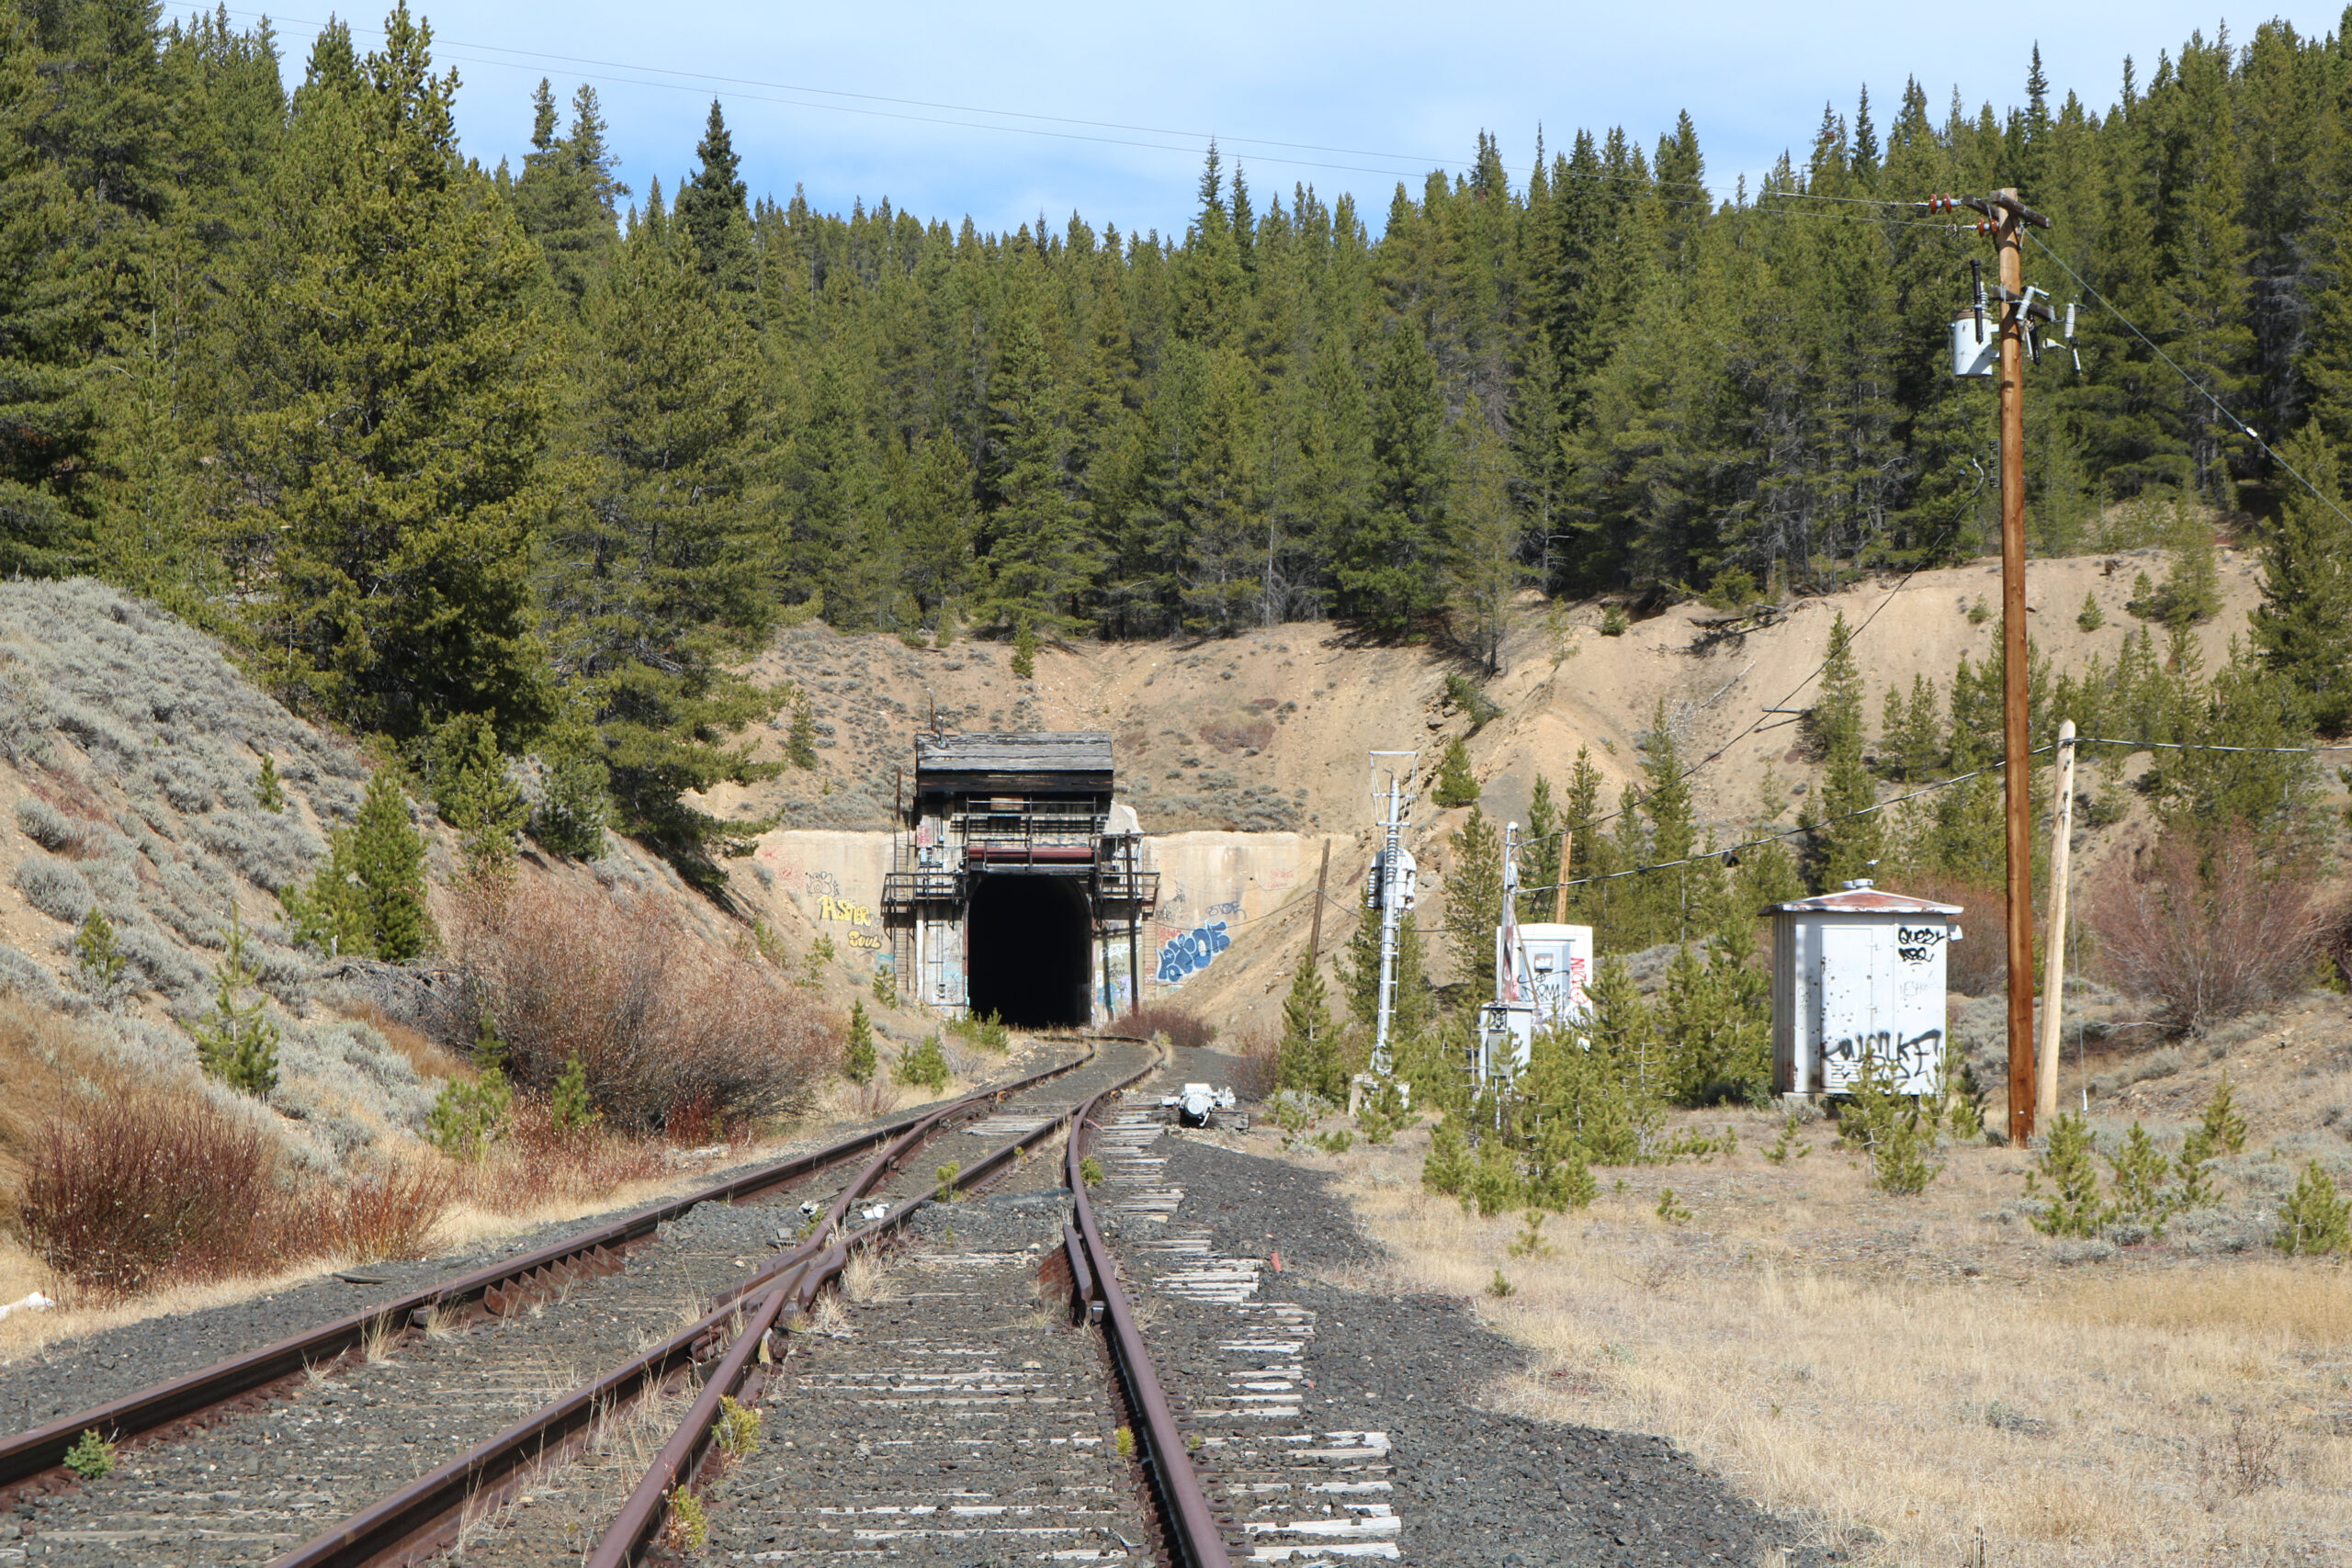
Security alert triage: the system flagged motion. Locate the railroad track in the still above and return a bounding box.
[1,1035,1230,1567]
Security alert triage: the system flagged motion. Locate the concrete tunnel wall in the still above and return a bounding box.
[745,827,1344,1021]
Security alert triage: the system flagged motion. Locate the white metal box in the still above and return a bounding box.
[1770,883,1962,1097]
[1951,312,1996,378]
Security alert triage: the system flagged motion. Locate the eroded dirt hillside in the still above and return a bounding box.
[708,548,2274,1036]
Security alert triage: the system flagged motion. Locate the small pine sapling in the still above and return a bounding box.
[72,904,127,1005]
[1485,1268,1516,1298]
[871,964,899,1008]
[62,1429,113,1482]
[254,753,285,813]
[787,689,819,770]
[2105,1121,2175,1235]
[934,1162,960,1203]
[531,753,608,860]
[2026,1112,2110,1236]
[1430,736,1480,807]
[1011,615,1036,679]
[1422,1113,1470,1195]
[2177,1123,2224,1210]
[1311,1128,1354,1155]
[893,1033,948,1091]
[550,1053,598,1136]
[2199,1071,2247,1156]
[716,1395,761,1458]
[1507,1210,1555,1258]
[2275,1160,2350,1256]
[1840,1053,1942,1195]
[427,1018,514,1160]
[843,1001,876,1085]
[1763,1113,1811,1165]
[1466,1134,1523,1217]
[1967,596,1992,625]
[2076,590,2106,632]
[1655,1187,1693,1225]
[1080,1155,1105,1186]
[1599,604,1629,637]
[189,903,279,1096]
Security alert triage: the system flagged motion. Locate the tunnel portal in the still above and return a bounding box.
[881,732,1158,1024]
[966,874,1093,1028]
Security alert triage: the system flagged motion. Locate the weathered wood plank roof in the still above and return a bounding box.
[915,731,1114,780]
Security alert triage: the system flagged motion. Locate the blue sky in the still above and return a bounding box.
[234,3,2345,238]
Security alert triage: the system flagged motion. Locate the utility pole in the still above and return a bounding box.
[1940,186,2054,1144]
[1307,839,1330,959]
[2036,720,2077,1123]
[1367,752,1416,1078]
[1552,829,1571,924]
[1995,187,2046,1146]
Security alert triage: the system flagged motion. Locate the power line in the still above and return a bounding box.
[225,6,1984,219]
[1527,726,2352,897]
[2025,229,2352,542]
[1524,750,2036,896]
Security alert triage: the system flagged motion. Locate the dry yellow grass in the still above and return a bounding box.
[1283,1117,2352,1568]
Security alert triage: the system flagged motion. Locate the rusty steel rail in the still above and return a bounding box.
[0,1042,1101,1491]
[581,1038,1164,1568]
[1067,1087,1235,1568]
[258,1036,1152,1568]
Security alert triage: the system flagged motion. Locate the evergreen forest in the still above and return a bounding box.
[12,2,2352,874]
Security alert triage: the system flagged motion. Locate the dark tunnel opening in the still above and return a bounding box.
[967,874,1093,1029]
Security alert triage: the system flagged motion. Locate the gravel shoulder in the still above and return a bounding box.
[1107,1051,1820,1567]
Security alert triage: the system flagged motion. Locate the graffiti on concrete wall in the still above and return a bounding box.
[1157,920,1231,984]
[818,893,881,951]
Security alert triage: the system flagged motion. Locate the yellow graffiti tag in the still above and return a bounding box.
[818,895,874,927]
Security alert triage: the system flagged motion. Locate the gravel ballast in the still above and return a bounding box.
[1092,1057,1826,1567]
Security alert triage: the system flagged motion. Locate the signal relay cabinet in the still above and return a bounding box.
[1475,921,1594,1082]
[1770,882,1962,1098]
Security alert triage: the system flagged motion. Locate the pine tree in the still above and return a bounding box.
[283,767,433,961]
[553,177,780,869]
[1430,735,1479,807]
[2250,435,2352,735]
[1336,321,1448,635]
[1519,773,1561,922]
[72,904,127,1005]
[1445,395,1531,673]
[433,713,527,886]
[550,1052,598,1135]
[231,10,553,745]
[512,80,626,305]
[843,999,876,1084]
[1812,612,1883,886]
[1444,807,1504,992]
[0,4,92,577]
[676,99,753,302]
[2025,1112,2109,1236]
[189,904,279,1095]
[1275,957,1344,1103]
[978,316,1092,633]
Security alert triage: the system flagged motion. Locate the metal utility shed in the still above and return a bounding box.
[1770,881,1963,1098]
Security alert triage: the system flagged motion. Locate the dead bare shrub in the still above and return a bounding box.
[1120,1004,1217,1051]
[459,884,833,1136]
[20,1093,282,1297]
[2088,827,2324,1035]
[458,1100,666,1214]
[303,1162,457,1263]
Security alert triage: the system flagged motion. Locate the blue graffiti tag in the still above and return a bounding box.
[1157,920,1231,984]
